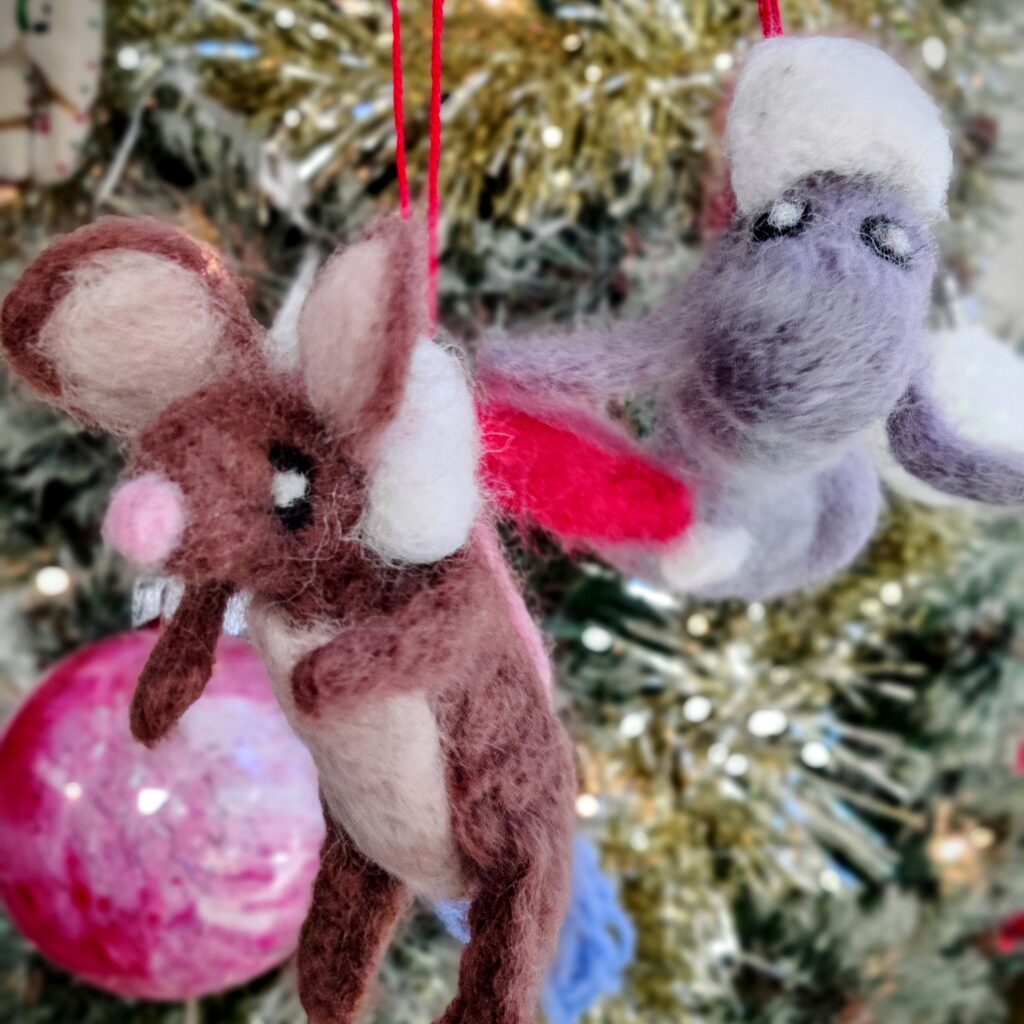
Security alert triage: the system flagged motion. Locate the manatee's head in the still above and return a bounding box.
[679,173,937,469]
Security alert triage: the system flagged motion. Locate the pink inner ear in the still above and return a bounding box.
[102,474,186,568]
[475,525,554,701]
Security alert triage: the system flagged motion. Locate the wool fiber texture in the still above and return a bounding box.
[872,326,1024,507]
[1,213,576,1024]
[0,216,254,436]
[725,35,952,220]
[479,399,693,545]
[474,38,1022,599]
[480,169,1024,598]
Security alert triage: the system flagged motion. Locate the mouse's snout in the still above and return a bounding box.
[102,473,187,569]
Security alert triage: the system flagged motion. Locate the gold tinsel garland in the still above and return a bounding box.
[1,2,1021,1021]
[561,503,976,1019]
[105,0,1012,242]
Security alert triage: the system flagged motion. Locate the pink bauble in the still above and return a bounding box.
[0,630,324,1000]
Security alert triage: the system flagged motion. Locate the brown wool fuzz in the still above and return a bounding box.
[130,580,234,747]
[1,214,576,1024]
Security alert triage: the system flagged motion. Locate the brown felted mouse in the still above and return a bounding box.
[1,213,576,1024]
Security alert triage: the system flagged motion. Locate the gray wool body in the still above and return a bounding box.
[480,174,1024,600]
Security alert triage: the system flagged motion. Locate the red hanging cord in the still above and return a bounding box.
[390,0,411,218]
[758,0,784,37]
[389,0,445,328]
[426,0,445,329]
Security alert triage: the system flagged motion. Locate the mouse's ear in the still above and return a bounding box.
[297,213,429,444]
[1,216,257,440]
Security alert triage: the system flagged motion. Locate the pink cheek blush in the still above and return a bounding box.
[102,474,186,568]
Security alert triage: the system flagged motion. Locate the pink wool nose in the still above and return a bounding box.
[102,474,186,568]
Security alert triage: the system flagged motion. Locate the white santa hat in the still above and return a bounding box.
[724,36,953,220]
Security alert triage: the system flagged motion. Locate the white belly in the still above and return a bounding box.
[247,596,468,899]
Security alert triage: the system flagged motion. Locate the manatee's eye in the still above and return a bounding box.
[269,443,313,532]
[860,216,913,267]
[752,198,811,242]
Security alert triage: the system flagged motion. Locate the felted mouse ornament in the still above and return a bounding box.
[1,214,576,1024]
[480,36,1024,600]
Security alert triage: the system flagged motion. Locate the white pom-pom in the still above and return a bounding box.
[362,340,480,564]
[725,36,952,220]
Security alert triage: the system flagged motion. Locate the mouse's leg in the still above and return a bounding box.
[433,653,575,1024]
[436,849,568,1024]
[298,812,409,1024]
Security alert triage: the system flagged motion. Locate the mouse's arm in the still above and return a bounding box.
[130,580,234,747]
[887,382,1024,505]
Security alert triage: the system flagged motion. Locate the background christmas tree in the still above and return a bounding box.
[3,0,1024,1022]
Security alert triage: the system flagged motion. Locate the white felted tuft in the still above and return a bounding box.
[42,249,228,436]
[725,36,952,219]
[271,468,310,509]
[872,325,1024,506]
[659,523,754,593]
[362,340,480,564]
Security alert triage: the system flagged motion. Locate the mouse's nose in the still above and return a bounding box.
[102,473,186,568]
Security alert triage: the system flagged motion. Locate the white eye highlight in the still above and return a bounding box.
[861,216,914,267]
[878,223,912,258]
[767,199,806,231]
[272,469,309,509]
[752,197,811,242]
[269,443,314,532]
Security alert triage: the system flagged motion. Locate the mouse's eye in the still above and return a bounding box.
[752,198,811,242]
[269,443,313,532]
[860,216,913,267]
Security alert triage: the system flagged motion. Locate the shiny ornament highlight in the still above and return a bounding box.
[0,630,324,1000]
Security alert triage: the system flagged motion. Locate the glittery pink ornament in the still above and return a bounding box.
[0,630,324,1000]
[998,743,1024,952]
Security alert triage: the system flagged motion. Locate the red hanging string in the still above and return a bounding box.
[758,0,784,37]
[426,0,445,329]
[388,0,445,328]
[390,0,411,218]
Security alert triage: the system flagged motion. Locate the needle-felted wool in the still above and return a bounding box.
[1,213,576,1024]
[478,399,693,546]
[723,36,952,221]
[871,325,1024,508]
[0,216,254,436]
[436,836,635,1024]
[129,581,234,748]
[479,37,1024,600]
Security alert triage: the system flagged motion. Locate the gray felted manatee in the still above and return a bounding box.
[480,36,1019,600]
